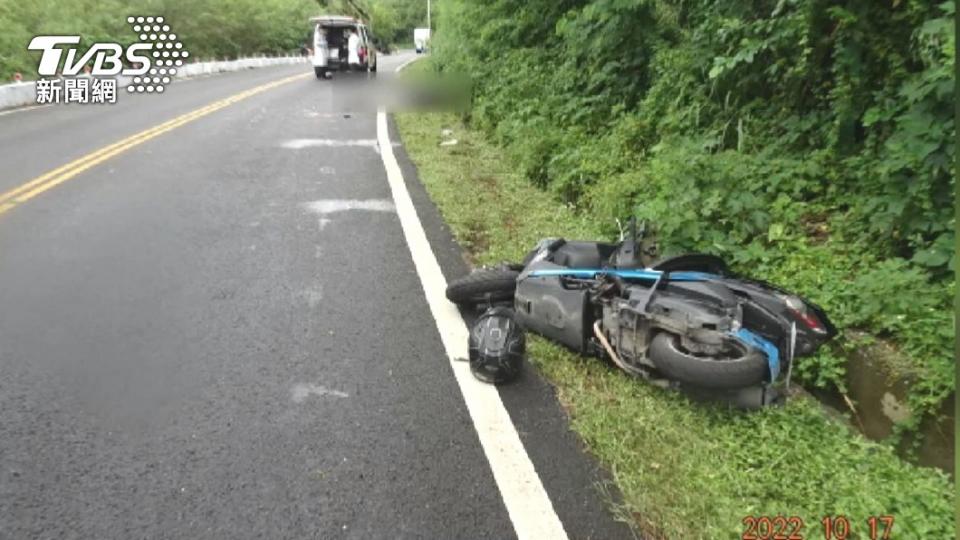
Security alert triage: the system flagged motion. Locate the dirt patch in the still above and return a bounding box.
[475,174,497,190]
[462,218,490,255]
[801,212,831,244]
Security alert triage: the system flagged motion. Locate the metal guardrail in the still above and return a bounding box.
[0,54,309,111]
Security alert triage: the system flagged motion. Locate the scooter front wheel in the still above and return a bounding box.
[446,269,519,307]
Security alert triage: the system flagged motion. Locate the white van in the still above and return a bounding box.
[414,28,431,54]
[311,16,378,79]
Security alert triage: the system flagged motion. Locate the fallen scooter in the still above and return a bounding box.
[446,220,836,408]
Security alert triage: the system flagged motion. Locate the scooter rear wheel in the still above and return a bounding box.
[649,332,767,389]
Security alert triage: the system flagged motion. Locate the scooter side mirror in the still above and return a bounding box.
[638,221,659,266]
[614,217,659,268]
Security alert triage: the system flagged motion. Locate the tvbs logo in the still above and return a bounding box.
[28,16,187,98]
[29,36,153,77]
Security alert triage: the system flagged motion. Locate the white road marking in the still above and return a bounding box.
[282,138,379,150]
[303,199,395,215]
[373,56,568,540]
[291,383,348,402]
[300,287,325,308]
[394,56,423,73]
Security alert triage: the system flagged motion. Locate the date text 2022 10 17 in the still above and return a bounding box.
[741,515,895,540]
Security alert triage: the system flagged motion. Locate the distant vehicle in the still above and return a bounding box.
[414,28,431,54]
[310,15,378,79]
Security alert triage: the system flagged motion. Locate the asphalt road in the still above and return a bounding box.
[0,53,635,539]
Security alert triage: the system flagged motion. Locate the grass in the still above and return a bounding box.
[394,107,955,539]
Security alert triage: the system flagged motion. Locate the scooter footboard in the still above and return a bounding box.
[514,263,590,353]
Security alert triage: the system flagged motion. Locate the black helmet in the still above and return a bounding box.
[468,307,525,384]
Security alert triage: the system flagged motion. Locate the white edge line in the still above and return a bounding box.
[376,56,568,540]
[0,103,53,117]
[394,55,423,74]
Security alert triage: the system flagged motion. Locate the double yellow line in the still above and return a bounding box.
[0,72,309,216]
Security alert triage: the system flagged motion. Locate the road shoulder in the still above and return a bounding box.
[386,114,638,540]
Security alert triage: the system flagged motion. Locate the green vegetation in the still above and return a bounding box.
[395,105,954,539]
[427,0,955,453]
[0,0,428,79]
[320,0,428,46]
[0,0,318,78]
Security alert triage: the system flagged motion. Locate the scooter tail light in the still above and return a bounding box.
[781,294,827,334]
[794,309,826,333]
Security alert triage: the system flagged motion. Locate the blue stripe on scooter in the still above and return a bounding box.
[527,268,781,380]
[733,328,780,381]
[527,268,720,281]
